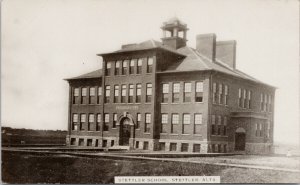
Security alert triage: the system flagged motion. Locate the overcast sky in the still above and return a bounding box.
[2,0,299,145]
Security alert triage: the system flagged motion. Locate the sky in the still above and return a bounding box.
[2,0,299,145]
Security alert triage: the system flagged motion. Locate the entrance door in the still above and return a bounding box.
[235,132,246,151]
[119,118,131,146]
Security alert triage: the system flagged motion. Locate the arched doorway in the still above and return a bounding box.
[235,127,246,151]
[119,118,132,146]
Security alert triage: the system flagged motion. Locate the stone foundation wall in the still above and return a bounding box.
[245,142,273,154]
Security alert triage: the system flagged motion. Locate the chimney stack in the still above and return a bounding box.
[196,33,216,62]
[215,40,236,69]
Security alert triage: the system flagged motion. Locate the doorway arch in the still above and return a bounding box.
[235,127,246,151]
[119,117,132,146]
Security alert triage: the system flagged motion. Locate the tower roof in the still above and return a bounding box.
[162,17,188,31]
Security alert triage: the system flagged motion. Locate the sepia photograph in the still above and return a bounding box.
[1,0,300,183]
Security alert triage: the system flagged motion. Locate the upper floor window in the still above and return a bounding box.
[243,89,247,108]
[129,59,136,74]
[184,82,191,102]
[162,83,169,103]
[114,85,119,103]
[105,62,111,76]
[82,88,87,97]
[213,83,217,104]
[264,94,268,112]
[104,113,109,131]
[88,114,94,131]
[97,87,102,104]
[72,114,78,131]
[115,61,121,75]
[161,114,168,133]
[80,114,86,130]
[146,83,152,103]
[105,85,110,103]
[74,88,79,97]
[182,114,191,134]
[147,57,153,73]
[195,82,203,102]
[137,59,142,74]
[171,114,179,134]
[122,60,128,75]
[145,113,151,133]
[136,113,141,129]
[247,91,252,109]
[217,115,222,135]
[268,95,272,112]
[113,113,117,128]
[218,84,223,104]
[172,83,180,103]
[136,84,142,103]
[129,84,134,103]
[89,87,95,96]
[211,115,216,135]
[96,114,101,131]
[223,116,227,135]
[121,85,127,103]
[224,85,228,105]
[194,113,202,134]
[238,88,242,107]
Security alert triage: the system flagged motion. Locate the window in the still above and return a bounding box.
[114,85,119,103]
[211,115,216,135]
[80,114,86,130]
[105,62,111,76]
[104,113,109,131]
[182,114,191,134]
[89,87,95,96]
[259,123,263,137]
[129,84,134,103]
[213,83,217,104]
[122,60,128,75]
[172,83,180,103]
[170,143,177,151]
[87,139,92,146]
[115,61,121,75]
[137,58,142,74]
[243,89,247,108]
[129,59,136,74]
[111,140,115,147]
[195,82,203,102]
[264,94,268,112]
[181,143,189,152]
[136,84,141,103]
[217,115,222,135]
[268,95,272,112]
[223,116,227,135]
[74,88,79,97]
[248,91,251,109]
[136,113,141,129]
[81,88,87,96]
[97,87,102,104]
[161,114,168,133]
[224,85,228,105]
[147,57,153,73]
[96,114,101,131]
[113,113,117,128]
[143,141,149,150]
[194,114,202,134]
[146,83,152,103]
[159,142,166,151]
[184,82,191,102]
[79,138,84,146]
[81,88,87,104]
[88,114,94,131]
[72,114,78,131]
[267,121,271,138]
[89,87,95,104]
[171,114,179,134]
[105,86,110,103]
[162,83,169,103]
[135,141,139,149]
[103,140,107,147]
[193,144,201,152]
[238,88,242,107]
[255,123,258,136]
[218,84,223,104]
[145,113,151,133]
[70,138,76,145]
[121,84,127,103]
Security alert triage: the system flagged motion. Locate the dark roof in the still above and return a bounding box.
[69,39,274,88]
[65,69,102,80]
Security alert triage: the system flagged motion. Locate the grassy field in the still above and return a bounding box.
[2,151,300,184]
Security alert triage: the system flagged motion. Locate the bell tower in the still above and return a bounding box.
[161,17,188,49]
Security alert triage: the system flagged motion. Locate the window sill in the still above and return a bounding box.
[112,128,117,129]
[170,134,179,136]
[143,132,151,135]
[135,128,140,130]
[160,133,167,135]
[181,134,191,136]
[194,134,202,136]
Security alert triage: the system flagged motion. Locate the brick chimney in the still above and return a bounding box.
[216,40,236,69]
[196,33,216,62]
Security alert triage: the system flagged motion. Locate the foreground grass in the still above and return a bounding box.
[2,151,299,184]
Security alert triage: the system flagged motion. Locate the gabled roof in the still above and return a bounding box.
[65,69,102,80]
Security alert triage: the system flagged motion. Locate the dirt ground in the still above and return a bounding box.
[2,151,300,184]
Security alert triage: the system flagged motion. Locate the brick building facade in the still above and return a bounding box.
[65,18,275,154]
